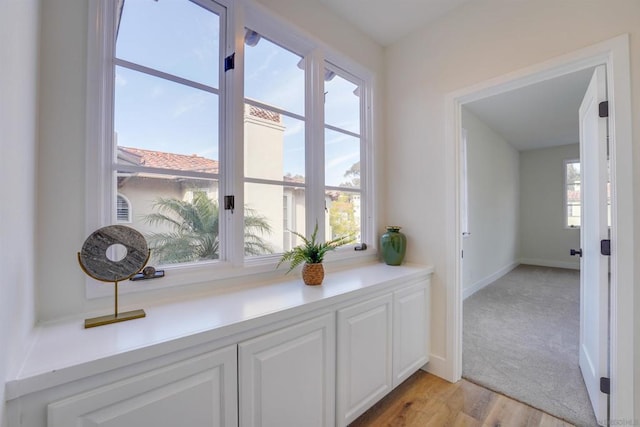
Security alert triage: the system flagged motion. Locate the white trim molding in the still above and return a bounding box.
[441,34,634,423]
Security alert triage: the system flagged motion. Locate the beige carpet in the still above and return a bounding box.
[463,265,598,427]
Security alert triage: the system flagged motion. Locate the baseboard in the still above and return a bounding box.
[422,353,455,382]
[463,262,519,300]
[518,258,579,270]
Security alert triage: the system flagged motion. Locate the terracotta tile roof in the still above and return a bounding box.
[119,146,219,174]
[246,104,283,124]
[283,173,305,184]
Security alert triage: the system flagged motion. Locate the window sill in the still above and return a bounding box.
[86,246,378,299]
[10,262,432,400]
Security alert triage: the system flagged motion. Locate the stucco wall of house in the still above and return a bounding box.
[385,0,639,413]
[520,144,581,269]
[461,108,520,295]
[0,0,40,425]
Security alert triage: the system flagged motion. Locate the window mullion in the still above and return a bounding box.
[223,2,245,266]
[306,49,326,239]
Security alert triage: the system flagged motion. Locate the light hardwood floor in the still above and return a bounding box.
[349,371,574,427]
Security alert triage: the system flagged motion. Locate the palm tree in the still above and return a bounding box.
[144,191,273,264]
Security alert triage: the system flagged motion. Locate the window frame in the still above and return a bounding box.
[86,0,376,298]
[564,158,581,229]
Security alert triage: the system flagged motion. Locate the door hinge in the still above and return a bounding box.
[601,239,611,256]
[224,53,235,72]
[600,377,610,394]
[599,101,609,118]
[224,195,235,212]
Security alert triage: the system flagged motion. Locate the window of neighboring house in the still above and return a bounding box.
[565,159,581,228]
[116,194,132,223]
[88,0,373,291]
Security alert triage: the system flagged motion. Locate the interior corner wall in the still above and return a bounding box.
[519,144,580,269]
[384,0,640,385]
[0,0,40,424]
[461,108,519,296]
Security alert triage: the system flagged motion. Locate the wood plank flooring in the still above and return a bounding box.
[349,371,574,427]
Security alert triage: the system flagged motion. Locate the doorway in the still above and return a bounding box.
[458,69,595,423]
[444,34,634,424]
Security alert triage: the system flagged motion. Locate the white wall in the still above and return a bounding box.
[0,0,40,424]
[384,0,640,392]
[461,108,519,296]
[520,144,580,269]
[34,0,385,321]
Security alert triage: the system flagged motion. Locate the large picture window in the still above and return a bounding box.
[89,0,374,290]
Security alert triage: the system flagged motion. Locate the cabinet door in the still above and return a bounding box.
[47,345,238,427]
[393,281,430,387]
[336,293,393,426]
[238,313,335,427]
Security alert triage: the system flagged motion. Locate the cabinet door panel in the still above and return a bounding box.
[393,282,430,387]
[239,313,335,427]
[48,345,238,427]
[336,294,392,426]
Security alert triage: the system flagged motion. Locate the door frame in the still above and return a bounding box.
[443,34,633,421]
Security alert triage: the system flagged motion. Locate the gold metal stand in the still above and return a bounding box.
[84,281,146,328]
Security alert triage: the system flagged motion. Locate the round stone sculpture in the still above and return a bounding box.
[78,225,149,283]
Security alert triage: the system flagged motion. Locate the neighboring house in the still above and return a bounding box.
[115,104,345,257]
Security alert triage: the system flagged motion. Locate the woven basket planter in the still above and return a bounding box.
[302,263,324,286]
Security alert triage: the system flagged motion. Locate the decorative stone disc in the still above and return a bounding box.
[78,225,149,282]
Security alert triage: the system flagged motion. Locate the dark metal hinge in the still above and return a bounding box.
[600,377,610,394]
[224,195,235,212]
[224,53,235,72]
[599,101,609,118]
[601,239,611,256]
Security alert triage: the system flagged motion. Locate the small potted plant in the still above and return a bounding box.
[277,222,353,285]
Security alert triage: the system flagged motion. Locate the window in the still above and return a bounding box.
[324,66,363,242]
[116,194,132,223]
[88,0,373,290]
[243,30,305,257]
[113,0,224,266]
[565,159,581,228]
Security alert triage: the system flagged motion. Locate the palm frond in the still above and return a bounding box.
[143,191,272,264]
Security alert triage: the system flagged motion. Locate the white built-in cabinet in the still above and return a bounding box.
[239,313,335,427]
[336,282,430,426]
[48,345,238,427]
[336,294,393,425]
[392,282,431,387]
[6,265,432,427]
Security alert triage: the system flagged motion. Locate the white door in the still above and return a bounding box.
[578,64,609,426]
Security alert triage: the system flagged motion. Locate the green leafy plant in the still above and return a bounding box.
[144,191,273,264]
[277,222,353,274]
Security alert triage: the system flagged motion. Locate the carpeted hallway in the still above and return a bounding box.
[463,264,598,427]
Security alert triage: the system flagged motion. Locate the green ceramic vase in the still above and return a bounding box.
[380,226,406,266]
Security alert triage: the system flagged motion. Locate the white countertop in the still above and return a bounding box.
[6,263,432,400]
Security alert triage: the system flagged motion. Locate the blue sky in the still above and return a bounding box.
[115,0,360,187]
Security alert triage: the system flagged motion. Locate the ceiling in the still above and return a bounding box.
[464,68,595,151]
[317,0,474,46]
